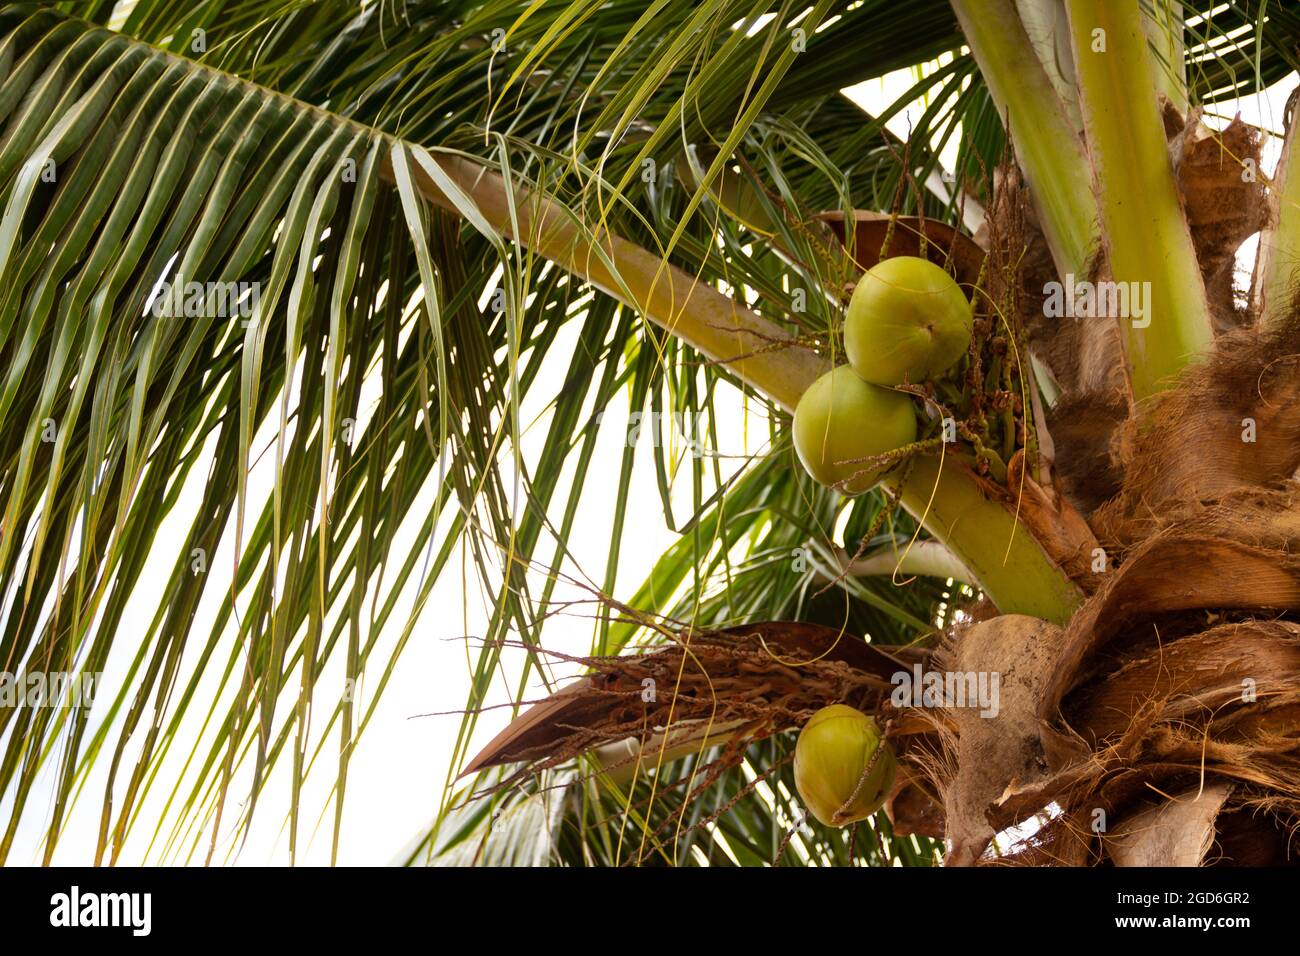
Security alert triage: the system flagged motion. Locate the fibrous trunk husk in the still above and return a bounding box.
[1001,101,1269,520]
[918,317,1300,866]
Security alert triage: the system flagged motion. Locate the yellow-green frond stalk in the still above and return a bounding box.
[893,457,1082,625]
[1067,0,1212,400]
[1140,0,1187,115]
[952,0,1099,278]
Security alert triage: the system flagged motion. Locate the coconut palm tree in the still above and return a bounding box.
[1,0,1297,866]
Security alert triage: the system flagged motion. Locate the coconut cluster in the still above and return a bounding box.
[793,256,973,493]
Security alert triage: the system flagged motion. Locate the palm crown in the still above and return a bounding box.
[1,0,1298,867]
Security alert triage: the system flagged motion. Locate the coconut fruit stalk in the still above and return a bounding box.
[845,255,973,386]
[792,366,916,493]
[794,704,896,828]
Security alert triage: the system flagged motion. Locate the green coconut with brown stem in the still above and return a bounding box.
[844,255,974,387]
[794,704,897,828]
[792,365,917,493]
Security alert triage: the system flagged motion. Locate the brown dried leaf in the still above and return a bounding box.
[1066,621,1300,745]
[1040,534,1300,728]
[1105,783,1234,867]
[459,622,926,778]
[1169,107,1269,332]
[816,211,986,289]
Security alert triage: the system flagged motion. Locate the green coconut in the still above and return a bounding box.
[792,365,917,493]
[794,704,896,828]
[845,255,973,386]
